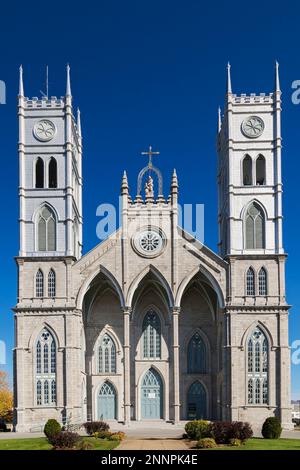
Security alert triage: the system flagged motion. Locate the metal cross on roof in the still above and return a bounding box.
[141,145,160,168]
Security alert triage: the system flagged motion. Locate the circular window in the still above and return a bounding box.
[133,228,165,257]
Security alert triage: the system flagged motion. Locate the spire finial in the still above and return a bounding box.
[19,64,24,97]
[121,170,129,195]
[218,106,222,132]
[226,62,232,94]
[77,107,82,137]
[275,60,281,92]
[171,168,178,189]
[66,63,72,96]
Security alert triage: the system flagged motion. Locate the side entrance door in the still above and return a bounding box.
[98,382,116,420]
[187,381,207,420]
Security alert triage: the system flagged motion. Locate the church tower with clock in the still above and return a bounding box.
[18,64,82,260]
[14,66,83,430]
[217,63,291,427]
[14,63,291,432]
[218,62,283,257]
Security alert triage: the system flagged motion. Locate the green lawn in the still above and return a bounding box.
[0,437,119,451]
[212,438,300,450]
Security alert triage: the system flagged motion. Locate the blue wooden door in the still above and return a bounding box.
[187,382,207,420]
[141,368,162,419]
[98,382,116,420]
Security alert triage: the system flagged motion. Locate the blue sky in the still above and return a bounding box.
[0,1,299,398]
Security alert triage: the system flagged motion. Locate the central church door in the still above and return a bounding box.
[141,368,163,419]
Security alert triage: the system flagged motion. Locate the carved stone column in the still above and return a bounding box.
[172,307,180,423]
[123,307,131,425]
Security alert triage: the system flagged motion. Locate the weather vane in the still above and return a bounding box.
[141,145,160,168]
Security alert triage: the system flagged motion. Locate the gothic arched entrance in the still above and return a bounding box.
[187,381,207,420]
[141,368,163,419]
[97,382,117,420]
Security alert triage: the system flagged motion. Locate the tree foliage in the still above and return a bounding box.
[0,371,13,422]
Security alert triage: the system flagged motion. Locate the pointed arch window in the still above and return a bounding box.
[247,327,269,405]
[98,334,116,374]
[48,269,56,298]
[51,380,56,403]
[48,158,57,188]
[36,269,44,298]
[258,268,267,296]
[256,155,266,185]
[44,380,49,404]
[51,340,56,373]
[243,155,252,185]
[142,309,161,359]
[245,202,265,249]
[99,381,116,396]
[37,380,42,405]
[38,206,56,251]
[187,333,207,374]
[35,158,44,188]
[246,267,255,296]
[35,328,56,405]
[248,378,253,404]
[36,341,41,373]
[44,343,49,373]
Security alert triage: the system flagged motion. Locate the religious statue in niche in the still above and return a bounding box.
[145,175,154,198]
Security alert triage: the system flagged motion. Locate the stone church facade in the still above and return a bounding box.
[14,64,292,431]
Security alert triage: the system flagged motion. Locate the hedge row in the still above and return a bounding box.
[185,420,253,444]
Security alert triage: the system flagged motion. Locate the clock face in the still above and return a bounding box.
[33,120,56,142]
[133,228,165,257]
[242,116,264,138]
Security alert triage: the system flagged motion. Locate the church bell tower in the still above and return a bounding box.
[217,63,291,428]
[18,65,82,259]
[217,62,283,258]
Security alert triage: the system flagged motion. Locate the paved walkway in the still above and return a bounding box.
[117,439,191,450]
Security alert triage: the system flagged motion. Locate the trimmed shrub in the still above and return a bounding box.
[83,421,110,435]
[44,419,61,439]
[229,421,253,442]
[210,421,232,444]
[109,432,126,441]
[49,431,80,449]
[109,433,122,442]
[261,417,282,439]
[76,439,95,450]
[185,420,211,440]
[196,438,217,449]
[93,431,112,439]
[229,438,242,447]
[210,421,253,444]
[62,423,83,432]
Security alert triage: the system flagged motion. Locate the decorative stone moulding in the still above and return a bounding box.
[241,115,265,138]
[33,119,56,142]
